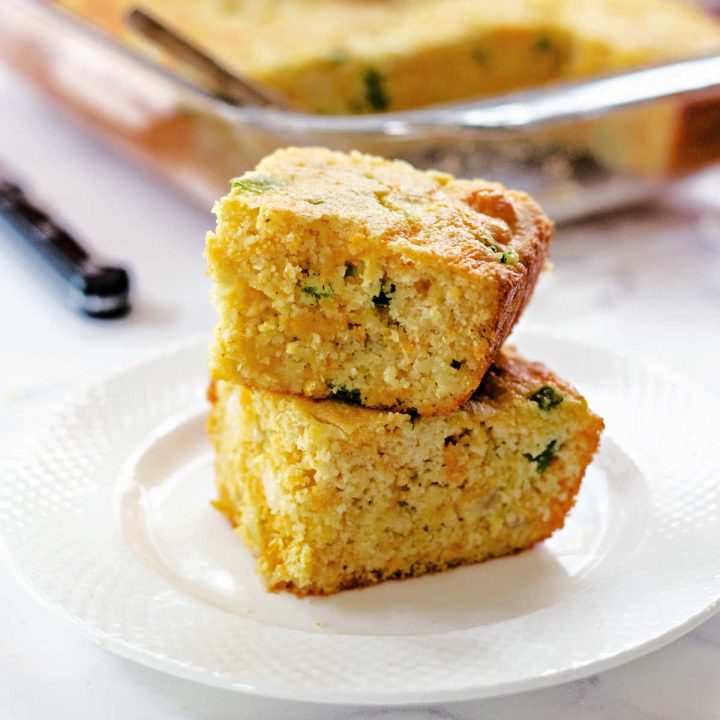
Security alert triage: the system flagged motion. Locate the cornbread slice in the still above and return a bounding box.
[206,147,553,415]
[209,349,604,596]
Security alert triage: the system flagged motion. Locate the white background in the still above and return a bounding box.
[2,63,720,719]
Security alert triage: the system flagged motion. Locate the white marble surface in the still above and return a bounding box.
[1,64,720,719]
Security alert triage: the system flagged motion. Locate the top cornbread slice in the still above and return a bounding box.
[207,147,552,415]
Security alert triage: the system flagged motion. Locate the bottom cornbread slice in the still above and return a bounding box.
[208,349,603,596]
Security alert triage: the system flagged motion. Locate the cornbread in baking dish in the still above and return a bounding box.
[208,349,604,596]
[54,0,720,114]
[206,147,552,415]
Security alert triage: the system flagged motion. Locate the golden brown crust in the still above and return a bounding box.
[672,95,720,175]
[476,346,586,403]
[454,189,555,413]
[206,377,218,405]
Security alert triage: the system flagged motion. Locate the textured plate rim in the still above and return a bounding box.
[4,565,717,706]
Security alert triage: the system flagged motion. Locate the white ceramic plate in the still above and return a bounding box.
[2,332,719,705]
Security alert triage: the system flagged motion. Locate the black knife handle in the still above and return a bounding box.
[0,179,131,318]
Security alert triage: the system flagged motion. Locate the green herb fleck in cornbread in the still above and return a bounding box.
[363,68,390,112]
[206,147,553,415]
[529,384,565,410]
[230,172,283,194]
[302,284,333,300]
[525,439,559,474]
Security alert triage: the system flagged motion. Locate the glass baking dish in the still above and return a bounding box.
[3,0,720,221]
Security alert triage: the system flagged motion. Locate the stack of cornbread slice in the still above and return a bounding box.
[206,147,603,596]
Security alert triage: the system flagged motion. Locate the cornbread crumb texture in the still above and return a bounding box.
[208,349,604,596]
[207,147,552,415]
[55,0,720,113]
